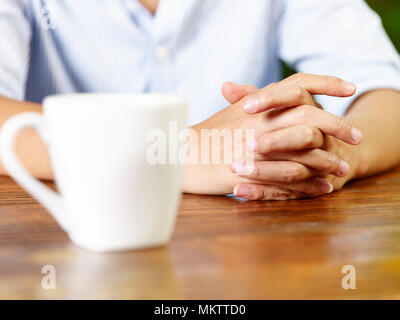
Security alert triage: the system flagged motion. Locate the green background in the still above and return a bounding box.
[367,0,400,51]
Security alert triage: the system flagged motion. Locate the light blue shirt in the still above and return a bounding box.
[1,0,400,124]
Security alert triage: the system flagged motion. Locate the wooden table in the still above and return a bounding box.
[0,167,400,300]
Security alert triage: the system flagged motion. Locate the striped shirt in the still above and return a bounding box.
[1,0,400,124]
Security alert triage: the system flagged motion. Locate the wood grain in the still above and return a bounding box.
[0,167,400,299]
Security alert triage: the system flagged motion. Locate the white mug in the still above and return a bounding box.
[0,94,187,252]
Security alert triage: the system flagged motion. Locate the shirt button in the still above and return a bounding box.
[155,45,170,61]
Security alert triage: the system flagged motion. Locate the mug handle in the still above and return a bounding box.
[0,112,71,232]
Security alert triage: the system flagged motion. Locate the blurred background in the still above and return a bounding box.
[367,0,400,51]
[283,0,400,77]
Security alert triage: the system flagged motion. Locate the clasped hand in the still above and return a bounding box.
[186,73,363,200]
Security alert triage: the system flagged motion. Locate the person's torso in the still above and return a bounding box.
[25,0,283,124]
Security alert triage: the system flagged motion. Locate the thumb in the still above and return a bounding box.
[222,82,258,104]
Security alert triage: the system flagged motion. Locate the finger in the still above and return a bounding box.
[242,73,356,114]
[242,83,316,113]
[282,177,334,195]
[265,105,363,145]
[263,149,350,178]
[281,73,356,97]
[233,184,307,200]
[230,159,313,183]
[222,82,258,104]
[233,175,334,200]
[252,125,325,154]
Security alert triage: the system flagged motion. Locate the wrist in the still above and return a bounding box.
[181,124,243,195]
[181,124,228,195]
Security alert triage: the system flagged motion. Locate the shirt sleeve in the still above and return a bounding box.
[277,0,400,116]
[0,0,31,100]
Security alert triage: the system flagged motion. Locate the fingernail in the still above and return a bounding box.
[351,127,363,144]
[247,138,258,152]
[339,161,350,177]
[342,81,356,94]
[231,159,247,175]
[234,185,249,198]
[317,178,334,194]
[243,97,259,113]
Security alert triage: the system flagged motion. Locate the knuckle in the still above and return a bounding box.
[252,162,261,178]
[270,192,281,198]
[261,93,273,107]
[293,85,305,100]
[334,117,352,135]
[261,188,293,200]
[261,190,272,200]
[290,73,305,83]
[271,191,290,200]
[322,153,341,171]
[301,125,317,147]
[296,105,312,122]
[283,164,305,183]
[258,187,268,200]
[263,136,276,151]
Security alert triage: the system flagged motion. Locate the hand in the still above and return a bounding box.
[183,73,362,198]
[222,73,363,200]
